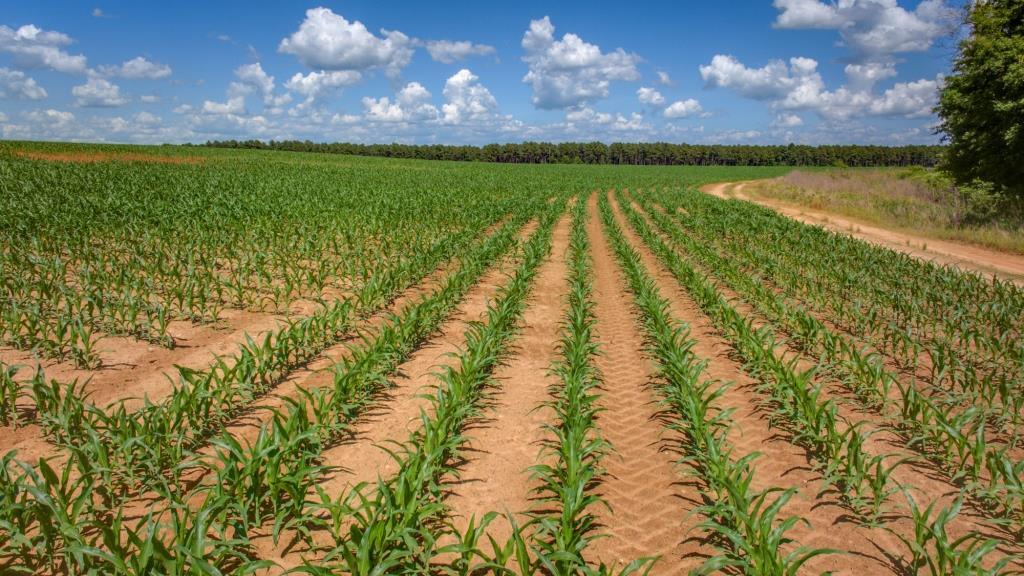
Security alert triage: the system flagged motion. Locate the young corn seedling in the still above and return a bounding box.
[0,361,23,426]
[821,425,910,526]
[307,202,563,575]
[892,493,1017,576]
[30,370,98,446]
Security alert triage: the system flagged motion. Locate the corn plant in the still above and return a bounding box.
[892,494,1017,575]
[598,193,836,575]
[0,361,23,426]
[525,196,654,575]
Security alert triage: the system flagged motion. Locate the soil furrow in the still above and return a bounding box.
[258,220,538,571]
[443,211,571,546]
[585,192,697,574]
[626,192,1024,562]
[607,191,906,574]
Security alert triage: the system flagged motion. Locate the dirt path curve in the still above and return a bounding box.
[586,192,698,574]
[443,212,571,546]
[702,181,1024,284]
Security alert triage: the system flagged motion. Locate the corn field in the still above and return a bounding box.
[0,141,1021,575]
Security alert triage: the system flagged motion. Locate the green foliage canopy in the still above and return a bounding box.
[937,0,1024,197]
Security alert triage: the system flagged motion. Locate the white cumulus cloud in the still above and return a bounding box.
[278,7,413,77]
[363,81,439,122]
[234,62,290,107]
[0,67,47,99]
[521,16,640,109]
[0,24,88,73]
[772,113,804,127]
[700,53,939,120]
[26,108,74,127]
[868,77,941,117]
[285,69,362,109]
[566,106,613,124]
[134,111,161,125]
[99,56,171,79]
[442,68,498,124]
[844,61,897,92]
[699,54,822,101]
[72,77,128,107]
[772,0,954,58]
[636,86,665,107]
[664,98,703,118]
[426,40,496,63]
[201,96,246,115]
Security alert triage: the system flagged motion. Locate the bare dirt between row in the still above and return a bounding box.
[609,190,904,573]
[585,192,701,574]
[0,308,288,461]
[441,212,572,547]
[702,181,1024,284]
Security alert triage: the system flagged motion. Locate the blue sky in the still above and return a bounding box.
[0,1,963,145]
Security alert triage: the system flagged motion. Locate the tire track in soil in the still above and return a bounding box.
[626,192,1024,565]
[586,192,699,575]
[627,192,1024,568]
[260,220,539,571]
[608,192,904,574]
[442,211,571,547]
[614,191,1024,574]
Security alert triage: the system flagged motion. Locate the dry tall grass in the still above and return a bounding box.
[745,169,1024,254]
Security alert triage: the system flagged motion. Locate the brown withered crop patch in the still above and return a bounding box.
[14,150,205,165]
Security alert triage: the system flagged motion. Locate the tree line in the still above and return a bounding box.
[201,140,944,167]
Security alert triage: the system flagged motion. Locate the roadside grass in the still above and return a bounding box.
[743,168,1024,254]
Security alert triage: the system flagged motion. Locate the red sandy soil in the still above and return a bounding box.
[0,309,287,461]
[13,150,205,165]
[7,193,1021,574]
[257,220,538,571]
[702,181,1024,284]
[586,192,705,574]
[441,212,571,546]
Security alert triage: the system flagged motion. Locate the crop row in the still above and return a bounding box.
[0,200,547,573]
[634,189,1024,529]
[0,153,517,367]
[294,198,564,574]
[665,189,1021,406]
[611,191,1016,572]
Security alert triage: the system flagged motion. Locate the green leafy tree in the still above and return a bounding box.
[937,0,1024,196]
